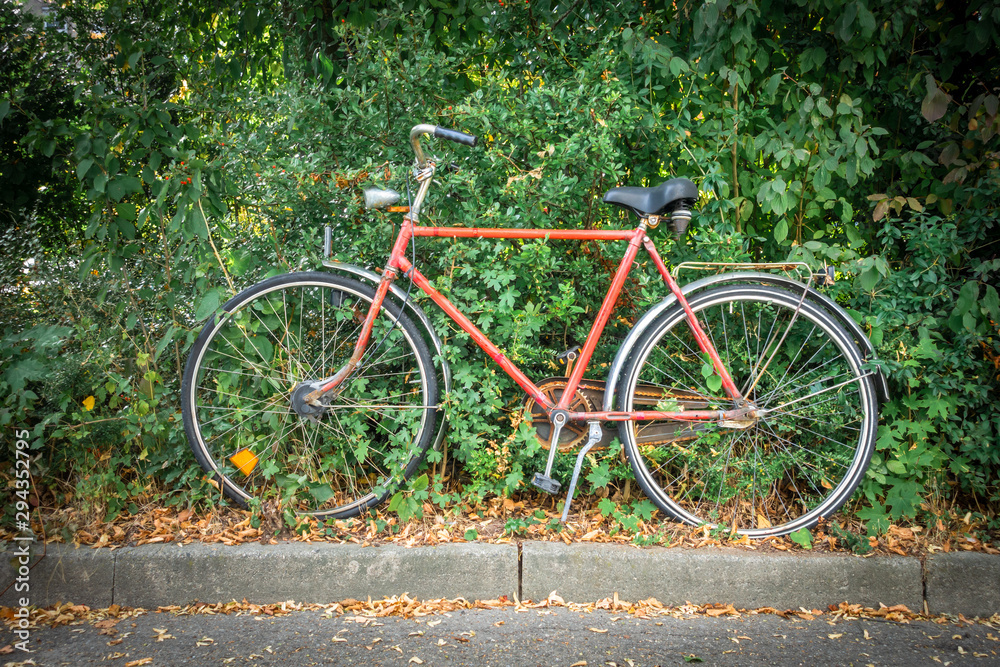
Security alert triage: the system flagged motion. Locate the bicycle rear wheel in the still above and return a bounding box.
[617,284,877,538]
[181,271,438,518]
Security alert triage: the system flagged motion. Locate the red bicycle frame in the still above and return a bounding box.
[314,214,749,425]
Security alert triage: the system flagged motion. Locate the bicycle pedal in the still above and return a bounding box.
[531,473,561,495]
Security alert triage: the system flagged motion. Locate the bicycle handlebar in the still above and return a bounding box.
[434,126,478,147]
[410,124,478,167]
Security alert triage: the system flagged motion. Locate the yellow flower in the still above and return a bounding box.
[83,396,96,411]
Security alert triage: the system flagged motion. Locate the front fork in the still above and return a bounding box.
[303,220,413,406]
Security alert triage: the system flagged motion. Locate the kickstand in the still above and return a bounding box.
[560,421,603,523]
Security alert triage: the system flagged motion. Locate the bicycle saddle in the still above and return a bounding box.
[603,178,698,216]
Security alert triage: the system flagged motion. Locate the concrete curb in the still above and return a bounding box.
[112,542,517,609]
[925,552,1000,618]
[521,542,923,611]
[2,541,997,617]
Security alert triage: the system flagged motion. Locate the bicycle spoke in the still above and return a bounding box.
[620,285,876,537]
[184,275,437,519]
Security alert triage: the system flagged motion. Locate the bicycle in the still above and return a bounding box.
[181,124,888,538]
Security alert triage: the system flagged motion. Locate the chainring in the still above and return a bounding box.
[523,378,595,452]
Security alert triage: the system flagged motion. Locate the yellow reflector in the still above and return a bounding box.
[229,448,258,476]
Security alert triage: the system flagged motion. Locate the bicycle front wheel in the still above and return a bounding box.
[181,272,438,518]
[617,284,877,538]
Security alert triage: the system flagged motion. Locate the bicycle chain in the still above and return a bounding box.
[523,377,704,452]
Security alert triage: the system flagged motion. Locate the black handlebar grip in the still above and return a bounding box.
[434,126,478,147]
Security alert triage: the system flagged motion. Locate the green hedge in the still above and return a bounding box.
[1,0,997,533]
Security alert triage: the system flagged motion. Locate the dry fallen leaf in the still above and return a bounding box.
[196,636,214,646]
[571,662,588,667]
[589,628,608,633]
[409,658,424,664]
[153,628,175,641]
[125,660,153,667]
[828,633,843,639]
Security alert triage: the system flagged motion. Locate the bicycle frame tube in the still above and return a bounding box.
[642,237,743,402]
[319,217,748,423]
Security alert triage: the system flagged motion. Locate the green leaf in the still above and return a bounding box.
[116,202,137,221]
[92,172,108,194]
[765,73,782,96]
[309,485,337,504]
[774,218,789,243]
[921,75,950,122]
[107,176,143,202]
[411,473,429,492]
[860,268,879,291]
[789,527,812,549]
[886,460,906,475]
[387,491,403,512]
[836,2,858,42]
[857,3,877,36]
[598,497,617,517]
[195,289,222,321]
[77,158,94,181]
[954,281,979,314]
[982,286,1000,320]
[0,99,10,124]
[189,203,209,240]
[586,462,612,489]
[154,325,177,361]
[4,358,48,392]
[923,396,953,420]
[856,502,890,536]
[464,528,478,541]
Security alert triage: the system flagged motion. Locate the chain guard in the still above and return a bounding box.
[523,377,714,452]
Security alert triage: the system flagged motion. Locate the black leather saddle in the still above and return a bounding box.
[603,178,698,216]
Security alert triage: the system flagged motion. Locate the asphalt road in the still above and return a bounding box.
[11,607,1000,666]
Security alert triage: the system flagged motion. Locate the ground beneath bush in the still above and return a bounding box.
[4,487,999,559]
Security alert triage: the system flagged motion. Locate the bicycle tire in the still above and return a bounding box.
[617,284,877,538]
[181,271,439,518]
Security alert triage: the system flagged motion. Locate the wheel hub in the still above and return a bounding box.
[719,404,759,429]
[291,381,327,423]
